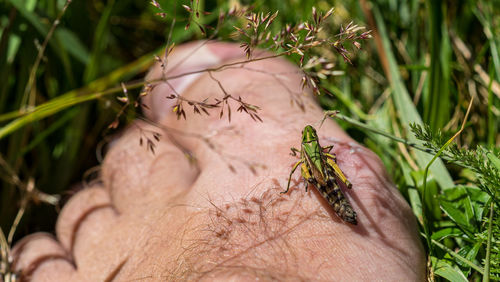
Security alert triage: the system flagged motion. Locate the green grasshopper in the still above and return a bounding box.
[281,125,357,225]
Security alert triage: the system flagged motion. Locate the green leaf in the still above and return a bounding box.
[432,256,469,282]
[439,186,487,237]
[467,240,483,264]
[0,48,157,139]
[408,186,423,224]
[411,170,441,220]
[457,241,482,272]
[431,227,463,241]
[485,150,500,171]
[464,186,491,223]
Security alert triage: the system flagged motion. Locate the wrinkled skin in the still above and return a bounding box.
[11,41,425,281]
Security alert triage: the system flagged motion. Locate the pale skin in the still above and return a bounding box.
[11,41,425,281]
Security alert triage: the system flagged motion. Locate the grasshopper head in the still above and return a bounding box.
[302,125,319,143]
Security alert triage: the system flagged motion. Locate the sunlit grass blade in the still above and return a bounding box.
[0,48,157,139]
[371,5,454,189]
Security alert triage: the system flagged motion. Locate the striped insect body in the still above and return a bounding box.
[282,125,357,225]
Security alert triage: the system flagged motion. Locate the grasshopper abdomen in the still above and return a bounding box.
[317,182,357,225]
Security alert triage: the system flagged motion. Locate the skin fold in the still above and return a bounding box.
[11,41,425,281]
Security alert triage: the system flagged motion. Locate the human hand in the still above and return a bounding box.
[12,41,425,281]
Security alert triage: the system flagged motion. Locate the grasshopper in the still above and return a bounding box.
[281,125,357,225]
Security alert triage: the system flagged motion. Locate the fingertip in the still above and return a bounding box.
[143,41,246,123]
[56,185,113,252]
[100,122,199,212]
[11,233,73,277]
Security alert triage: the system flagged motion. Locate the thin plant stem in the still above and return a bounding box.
[0,225,9,274]
[7,202,26,247]
[423,97,473,254]
[7,179,34,246]
[327,111,430,152]
[327,111,478,171]
[426,235,485,275]
[21,0,72,110]
[483,202,494,282]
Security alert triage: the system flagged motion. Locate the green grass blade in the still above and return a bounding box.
[483,202,494,282]
[372,5,454,189]
[0,48,157,139]
[83,0,116,83]
[18,110,76,156]
[423,0,451,131]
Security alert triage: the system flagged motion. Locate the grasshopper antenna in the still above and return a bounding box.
[316,110,340,130]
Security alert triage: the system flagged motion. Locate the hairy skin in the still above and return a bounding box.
[11,41,425,281]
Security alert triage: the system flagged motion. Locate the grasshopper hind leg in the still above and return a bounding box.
[300,162,315,192]
[325,155,353,189]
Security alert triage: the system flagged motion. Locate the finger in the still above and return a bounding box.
[68,205,124,275]
[11,233,74,280]
[55,185,114,255]
[23,259,76,282]
[54,185,128,277]
[143,41,246,122]
[100,42,247,213]
[101,121,199,213]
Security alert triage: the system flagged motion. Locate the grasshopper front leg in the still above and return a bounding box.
[290,147,300,156]
[322,145,334,154]
[281,160,302,194]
